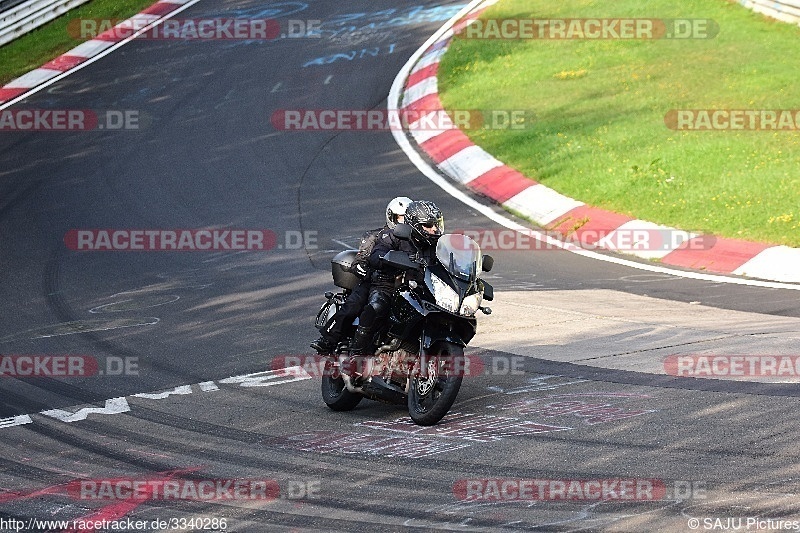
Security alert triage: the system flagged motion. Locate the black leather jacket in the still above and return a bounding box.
[368,228,434,288]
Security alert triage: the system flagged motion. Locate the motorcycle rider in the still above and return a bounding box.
[347,200,444,359]
[311,196,413,354]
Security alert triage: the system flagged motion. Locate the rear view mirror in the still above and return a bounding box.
[482,255,494,272]
[393,223,412,240]
[482,281,494,301]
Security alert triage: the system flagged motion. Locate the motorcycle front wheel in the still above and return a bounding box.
[321,359,362,411]
[408,342,464,426]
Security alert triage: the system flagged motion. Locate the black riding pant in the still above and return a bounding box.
[356,285,393,332]
[322,280,370,342]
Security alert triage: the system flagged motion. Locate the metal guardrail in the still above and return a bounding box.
[0,0,92,47]
[740,0,800,25]
[0,0,29,13]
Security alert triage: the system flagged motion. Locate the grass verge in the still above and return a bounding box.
[0,0,161,87]
[438,0,800,246]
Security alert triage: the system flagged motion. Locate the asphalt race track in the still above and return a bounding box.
[2,1,800,531]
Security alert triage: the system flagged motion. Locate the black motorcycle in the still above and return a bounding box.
[314,224,494,426]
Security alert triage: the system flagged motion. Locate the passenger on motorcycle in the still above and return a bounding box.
[310,196,413,354]
[348,200,444,357]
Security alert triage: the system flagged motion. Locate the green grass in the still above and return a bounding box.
[0,0,160,86]
[438,0,800,246]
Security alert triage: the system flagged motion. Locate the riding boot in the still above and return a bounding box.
[344,326,373,377]
[310,334,337,354]
[349,326,373,356]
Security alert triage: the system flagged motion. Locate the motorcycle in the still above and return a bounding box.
[314,223,494,426]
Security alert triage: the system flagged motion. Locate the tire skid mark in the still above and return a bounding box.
[0,318,161,342]
[2,416,513,531]
[89,295,180,313]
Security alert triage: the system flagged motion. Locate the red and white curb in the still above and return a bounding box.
[393,0,800,285]
[0,0,202,108]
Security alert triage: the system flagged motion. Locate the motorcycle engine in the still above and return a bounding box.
[375,349,416,385]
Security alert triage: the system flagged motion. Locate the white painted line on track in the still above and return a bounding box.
[0,366,311,431]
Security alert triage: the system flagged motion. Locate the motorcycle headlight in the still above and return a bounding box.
[460,292,483,317]
[429,273,459,314]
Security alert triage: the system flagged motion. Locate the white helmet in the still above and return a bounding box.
[386,196,413,229]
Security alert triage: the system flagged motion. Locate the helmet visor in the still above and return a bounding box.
[420,216,444,237]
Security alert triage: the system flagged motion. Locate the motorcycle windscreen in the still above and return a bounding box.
[436,234,483,281]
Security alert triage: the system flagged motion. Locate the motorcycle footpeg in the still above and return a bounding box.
[334,341,350,355]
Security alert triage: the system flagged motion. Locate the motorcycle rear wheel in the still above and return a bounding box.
[408,342,464,426]
[321,360,362,411]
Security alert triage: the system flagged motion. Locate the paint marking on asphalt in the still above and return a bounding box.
[0,366,311,431]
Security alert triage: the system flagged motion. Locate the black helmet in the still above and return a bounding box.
[405,200,444,247]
